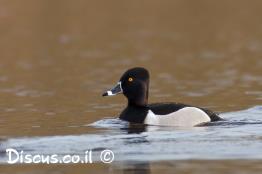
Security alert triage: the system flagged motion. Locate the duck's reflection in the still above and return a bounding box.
[120,124,147,134]
[113,161,151,174]
[116,124,151,173]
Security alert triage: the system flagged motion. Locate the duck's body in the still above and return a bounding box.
[103,67,222,127]
[120,102,220,126]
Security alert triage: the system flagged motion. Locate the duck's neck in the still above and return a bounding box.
[128,82,149,107]
[121,89,149,123]
[128,99,148,107]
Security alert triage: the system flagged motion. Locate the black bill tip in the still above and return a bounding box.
[102,92,108,97]
[102,82,122,97]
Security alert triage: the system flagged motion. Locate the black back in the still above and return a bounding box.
[148,102,222,122]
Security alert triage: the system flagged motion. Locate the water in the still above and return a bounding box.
[1,106,262,173]
[1,106,262,162]
[0,0,262,173]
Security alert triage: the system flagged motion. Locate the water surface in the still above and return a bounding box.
[0,0,262,173]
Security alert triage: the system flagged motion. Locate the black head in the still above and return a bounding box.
[103,67,150,106]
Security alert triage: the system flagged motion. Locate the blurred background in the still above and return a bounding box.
[0,1,262,173]
[0,0,261,137]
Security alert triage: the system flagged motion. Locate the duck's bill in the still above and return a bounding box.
[102,82,123,97]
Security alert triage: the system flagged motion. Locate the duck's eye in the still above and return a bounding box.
[128,77,133,82]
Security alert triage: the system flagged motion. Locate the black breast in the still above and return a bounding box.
[119,105,148,123]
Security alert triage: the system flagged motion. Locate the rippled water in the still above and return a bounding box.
[1,106,262,173]
[1,106,262,163]
[0,0,262,173]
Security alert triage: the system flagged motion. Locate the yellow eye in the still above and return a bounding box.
[128,77,133,82]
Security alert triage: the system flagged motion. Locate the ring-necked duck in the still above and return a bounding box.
[103,67,222,126]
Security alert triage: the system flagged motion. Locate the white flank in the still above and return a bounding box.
[144,107,211,127]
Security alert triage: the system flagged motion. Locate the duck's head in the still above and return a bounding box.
[103,67,150,106]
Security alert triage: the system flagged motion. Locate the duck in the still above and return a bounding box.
[102,67,222,127]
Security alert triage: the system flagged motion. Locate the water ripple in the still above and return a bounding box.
[0,106,262,163]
